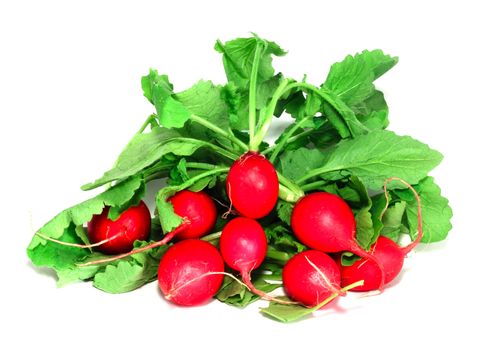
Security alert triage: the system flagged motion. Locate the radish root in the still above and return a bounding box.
[241,272,297,305]
[76,220,191,267]
[35,231,124,249]
[304,256,345,297]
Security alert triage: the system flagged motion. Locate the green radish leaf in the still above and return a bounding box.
[142,69,191,128]
[168,159,190,186]
[278,148,327,182]
[380,201,408,243]
[319,87,370,138]
[276,200,293,226]
[155,187,184,234]
[92,242,168,294]
[174,80,231,144]
[265,224,307,254]
[355,208,375,250]
[353,90,389,131]
[324,50,398,106]
[308,130,443,190]
[82,128,221,190]
[260,299,317,323]
[215,36,285,90]
[215,35,285,130]
[216,275,281,308]
[396,177,453,243]
[338,175,371,209]
[340,251,361,267]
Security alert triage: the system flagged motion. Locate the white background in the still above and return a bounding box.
[1,0,487,349]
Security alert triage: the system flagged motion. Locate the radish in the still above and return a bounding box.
[78,190,217,266]
[340,236,407,291]
[226,151,278,219]
[168,189,217,240]
[219,217,294,304]
[290,191,386,290]
[87,201,151,254]
[158,239,224,306]
[283,250,344,307]
[340,177,423,291]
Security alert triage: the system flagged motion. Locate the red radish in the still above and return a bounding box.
[340,177,423,291]
[158,239,224,306]
[291,192,386,290]
[340,236,406,291]
[226,151,278,219]
[283,250,344,307]
[219,217,293,304]
[78,190,217,266]
[87,201,151,254]
[168,189,217,240]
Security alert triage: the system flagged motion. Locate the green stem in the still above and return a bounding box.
[250,78,290,151]
[190,114,248,152]
[277,172,304,202]
[200,141,239,160]
[262,128,314,156]
[175,167,229,190]
[248,42,263,147]
[296,164,342,185]
[301,180,327,192]
[201,231,222,242]
[269,115,314,163]
[185,162,221,170]
[310,280,364,311]
[266,247,291,263]
[136,114,155,134]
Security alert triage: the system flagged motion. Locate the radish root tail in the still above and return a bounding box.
[76,220,191,267]
[165,271,248,300]
[241,272,297,305]
[304,256,345,297]
[35,231,123,249]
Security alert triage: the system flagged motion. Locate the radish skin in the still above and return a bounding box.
[283,250,344,307]
[226,152,279,219]
[158,239,224,306]
[87,201,151,254]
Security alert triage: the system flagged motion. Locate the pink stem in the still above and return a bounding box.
[35,231,124,249]
[241,272,296,305]
[77,221,191,267]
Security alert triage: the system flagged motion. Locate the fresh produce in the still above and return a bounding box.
[158,239,224,306]
[291,192,386,290]
[87,201,151,254]
[27,34,453,322]
[167,190,217,240]
[340,236,406,291]
[282,250,343,307]
[226,152,279,219]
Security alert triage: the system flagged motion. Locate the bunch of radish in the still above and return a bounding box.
[27,35,452,322]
